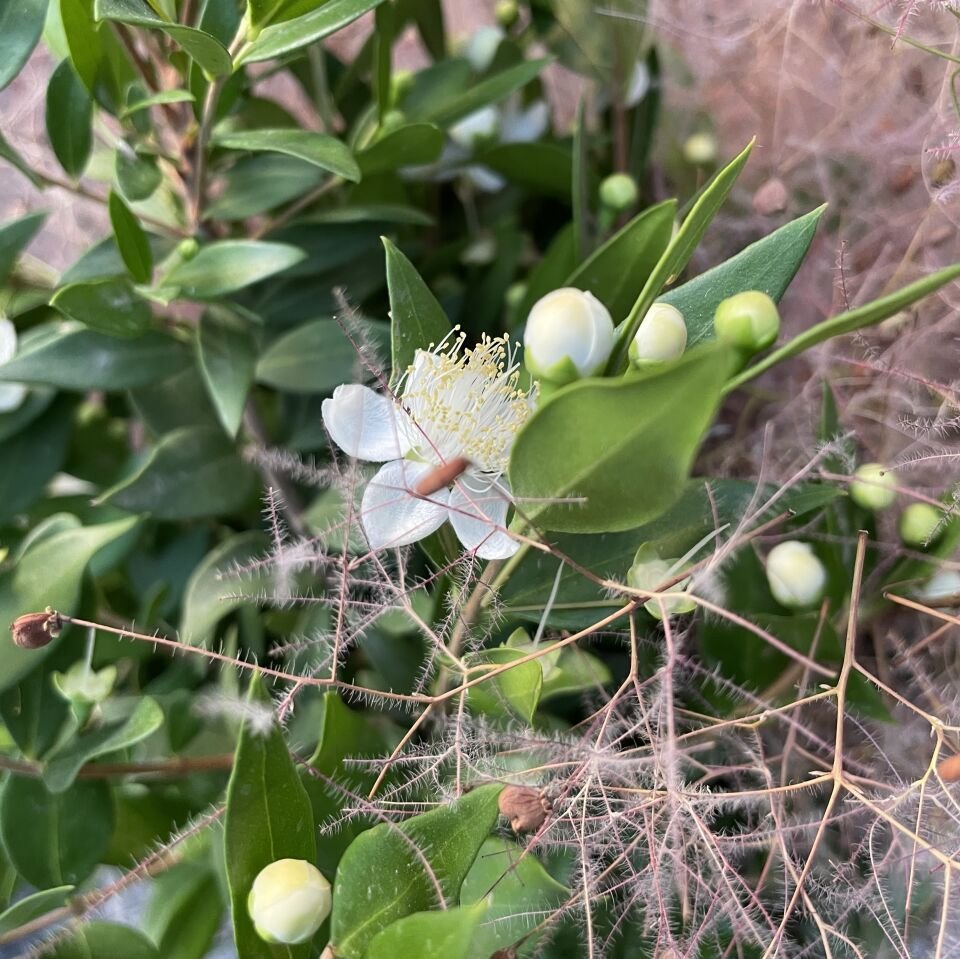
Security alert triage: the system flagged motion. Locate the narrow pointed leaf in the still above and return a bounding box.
[0,0,49,90]
[108,190,153,283]
[45,60,93,178]
[213,128,360,181]
[197,307,257,436]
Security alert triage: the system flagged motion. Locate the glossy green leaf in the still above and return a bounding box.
[0,778,114,887]
[116,148,162,201]
[43,697,165,793]
[368,904,486,959]
[607,139,755,373]
[0,324,186,389]
[163,240,306,299]
[256,317,389,393]
[60,0,104,91]
[358,123,444,176]
[0,885,74,937]
[225,675,317,959]
[49,921,159,959]
[466,648,542,723]
[461,838,569,958]
[94,0,232,75]
[197,307,257,436]
[504,633,612,700]
[97,425,256,519]
[213,128,360,182]
[237,0,387,65]
[247,0,283,31]
[120,88,195,116]
[45,59,93,178]
[207,154,324,221]
[0,0,49,90]
[512,225,576,328]
[479,142,574,200]
[51,278,152,337]
[510,343,731,533]
[330,784,502,959]
[423,58,550,126]
[108,191,153,283]
[565,199,676,323]
[726,262,960,391]
[0,211,45,285]
[384,237,449,381]
[0,517,138,691]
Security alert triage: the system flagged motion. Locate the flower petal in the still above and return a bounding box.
[0,383,26,412]
[322,384,411,462]
[361,460,449,550]
[448,478,518,559]
[0,319,16,364]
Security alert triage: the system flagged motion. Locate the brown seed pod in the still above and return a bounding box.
[498,784,551,833]
[414,456,471,497]
[937,753,960,782]
[11,608,63,649]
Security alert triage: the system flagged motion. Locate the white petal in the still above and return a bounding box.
[322,384,411,462]
[361,460,449,550]
[448,478,518,559]
[0,319,17,364]
[0,383,26,412]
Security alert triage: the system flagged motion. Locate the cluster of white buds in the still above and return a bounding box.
[248,859,331,945]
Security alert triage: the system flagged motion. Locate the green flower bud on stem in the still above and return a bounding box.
[765,541,827,609]
[850,462,896,511]
[713,291,780,354]
[683,132,717,165]
[899,502,942,547]
[599,172,639,212]
[495,0,519,28]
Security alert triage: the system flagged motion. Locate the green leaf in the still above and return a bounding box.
[163,240,306,299]
[116,148,163,201]
[0,517,139,692]
[510,343,731,533]
[368,904,486,959]
[0,211,46,285]
[384,237,450,381]
[565,199,676,323]
[256,317,389,393]
[120,88,195,116]
[45,59,93,178]
[0,0,49,90]
[466,648,542,723]
[660,204,826,346]
[423,58,551,127]
[0,884,74,937]
[143,862,222,959]
[237,0,388,65]
[247,0,283,32]
[94,0,232,75]
[479,142,574,200]
[0,778,114,887]
[108,190,153,283]
[504,633,611,700]
[43,697,165,793]
[461,838,569,958]
[726,262,960,391]
[330,784,502,959]
[0,324,186,389]
[207,154,324,221]
[607,139,755,373]
[213,129,360,182]
[0,130,43,187]
[49,921,160,959]
[197,307,257,436]
[51,278,152,337]
[358,123,444,176]
[512,225,576,328]
[180,531,273,644]
[97,425,256,519]
[60,0,104,91]
[225,675,317,959]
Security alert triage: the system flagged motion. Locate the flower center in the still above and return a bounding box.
[400,330,534,475]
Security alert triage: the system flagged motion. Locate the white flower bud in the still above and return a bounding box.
[850,463,896,511]
[523,287,614,385]
[899,502,942,548]
[599,173,638,212]
[683,132,717,165]
[765,541,827,609]
[629,303,687,367]
[0,318,27,412]
[247,859,331,945]
[463,26,504,73]
[449,106,499,149]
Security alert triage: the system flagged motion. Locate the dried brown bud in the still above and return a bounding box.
[937,753,960,782]
[414,457,471,497]
[498,785,551,833]
[751,178,788,216]
[886,165,916,196]
[11,608,62,649]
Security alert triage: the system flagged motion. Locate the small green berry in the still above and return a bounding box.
[599,173,639,212]
[899,502,942,547]
[850,463,896,511]
[713,291,780,354]
[765,541,827,609]
[495,0,519,28]
[683,132,717,165]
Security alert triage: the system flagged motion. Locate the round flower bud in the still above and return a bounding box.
[900,502,942,547]
[765,541,827,609]
[850,462,896,511]
[683,132,717,165]
[524,287,615,385]
[629,303,687,367]
[921,569,960,604]
[713,291,780,354]
[176,238,199,260]
[248,859,331,945]
[599,172,639,212]
[494,0,519,27]
[449,105,499,149]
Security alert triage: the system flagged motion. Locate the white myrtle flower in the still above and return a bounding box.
[321,331,535,559]
[0,319,27,412]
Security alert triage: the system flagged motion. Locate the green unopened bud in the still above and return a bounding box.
[495,0,519,27]
[683,132,717,165]
[627,545,695,620]
[524,287,614,385]
[177,238,199,260]
[248,859,331,945]
[850,463,896,511]
[52,662,117,705]
[765,541,827,609]
[599,172,639,212]
[900,502,942,546]
[713,291,780,354]
[629,303,687,367]
[505,281,527,312]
